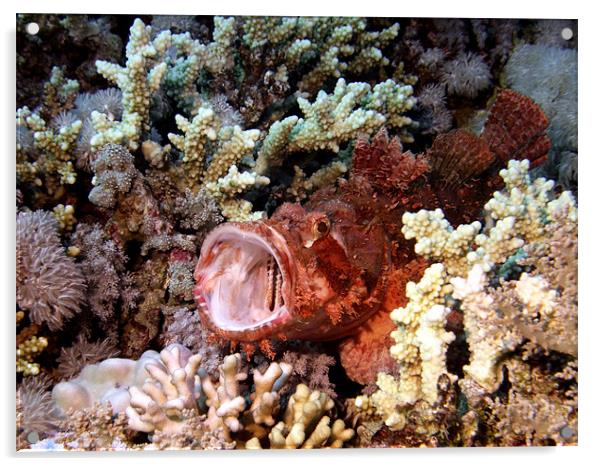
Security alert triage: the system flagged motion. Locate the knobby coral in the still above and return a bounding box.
[358,159,577,443]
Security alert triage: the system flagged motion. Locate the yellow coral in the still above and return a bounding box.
[17,335,48,376]
[246,384,354,449]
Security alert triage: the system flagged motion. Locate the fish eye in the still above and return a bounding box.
[313,217,330,238]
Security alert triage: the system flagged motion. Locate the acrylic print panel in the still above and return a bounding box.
[16,14,577,451]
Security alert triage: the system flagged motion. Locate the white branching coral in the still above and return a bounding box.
[201,353,292,440]
[451,265,523,391]
[360,159,578,427]
[16,106,82,190]
[93,18,172,151]
[167,105,263,220]
[49,346,354,448]
[360,263,456,430]
[287,161,348,201]
[126,345,202,434]
[402,160,577,274]
[241,16,399,94]
[255,78,415,175]
[246,384,354,449]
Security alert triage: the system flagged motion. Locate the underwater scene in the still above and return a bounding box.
[15,14,578,451]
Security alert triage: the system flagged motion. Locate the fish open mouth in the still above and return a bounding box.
[194,222,294,335]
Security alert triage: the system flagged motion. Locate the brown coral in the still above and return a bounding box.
[481,89,551,167]
[17,376,59,449]
[16,211,86,331]
[56,335,120,380]
[54,402,132,450]
[427,129,494,189]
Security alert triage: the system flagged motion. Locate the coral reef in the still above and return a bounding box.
[356,159,577,446]
[16,14,577,451]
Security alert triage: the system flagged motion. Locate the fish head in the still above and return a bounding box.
[194,200,390,342]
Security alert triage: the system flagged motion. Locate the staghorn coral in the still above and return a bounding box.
[17,211,86,331]
[255,78,416,176]
[286,160,348,202]
[17,104,82,196]
[38,66,80,121]
[167,105,264,220]
[91,18,171,151]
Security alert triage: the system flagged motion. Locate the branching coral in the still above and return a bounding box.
[167,105,264,220]
[92,18,171,151]
[256,78,416,176]
[17,211,86,331]
[246,384,354,449]
[360,159,577,434]
[17,105,82,195]
[126,344,203,434]
[39,66,80,121]
[360,264,456,429]
[17,335,48,376]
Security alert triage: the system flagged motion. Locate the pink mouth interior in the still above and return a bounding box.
[198,230,288,331]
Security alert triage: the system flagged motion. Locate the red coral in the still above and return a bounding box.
[481,89,551,167]
[427,129,494,188]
